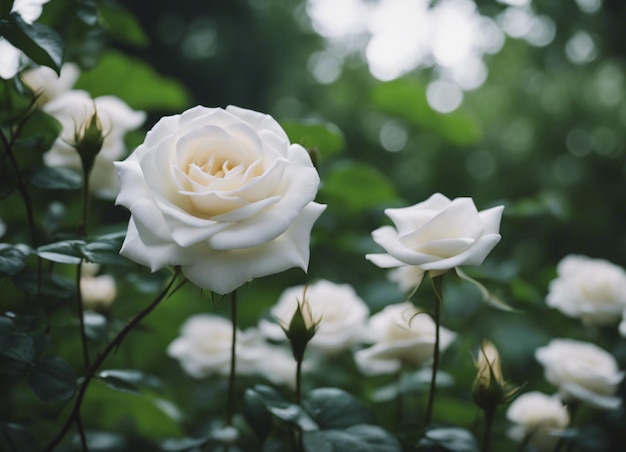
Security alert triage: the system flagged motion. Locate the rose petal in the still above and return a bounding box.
[182,202,325,294]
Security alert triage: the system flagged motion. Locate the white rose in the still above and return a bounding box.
[80,263,117,311]
[259,279,370,354]
[21,63,80,105]
[506,391,570,451]
[354,302,456,375]
[547,255,626,326]
[535,338,624,410]
[167,314,264,378]
[0,0,50,79]
[43,90,146,198]
[115,105,326,295]
[366,193,503,288]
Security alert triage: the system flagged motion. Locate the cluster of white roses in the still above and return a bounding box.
[21,64,146,198]
[504,254,626,450]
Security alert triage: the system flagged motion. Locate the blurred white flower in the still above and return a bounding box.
[546,255,626,326]
[259,280,370,354]
[42,90,145,198]
[535,338,624,410]
[80,263,117,311]
[388,265,425,293]
[506,391,570,451]
[21,63,80,105]
[0,218,6,238]
[0,0,50,79]
[354,302,456,375]
[168,314,275,378]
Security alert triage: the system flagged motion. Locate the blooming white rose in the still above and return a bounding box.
[546,255,626,326]
[43,90,145,198]
[366,193,503,288]
[535,338,624,410]
[21,63,80,105]
[167,314,265,378]
[115,105,325,295]
[0,0,50,79]
[506,391,570,451]
[260,280,369,354]
[354,302,456,375]
[79,263,117,311]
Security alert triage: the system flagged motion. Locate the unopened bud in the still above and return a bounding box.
[473,340,520,412]
[74,109,105,175]
[279,292,319,363]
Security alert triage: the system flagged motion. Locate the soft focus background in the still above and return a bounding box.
[2,0,626,450]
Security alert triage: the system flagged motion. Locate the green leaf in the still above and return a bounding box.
[371,79,482,146]
[30,167,82,190]
[0,1,16,19]
[243,388,273,443]
[250,385,318,432]
[12,271,75,298]
[36,240,86,264]
[455,268,517,312]
[81,380,183,439]
[28,356,77,401]
[0,13,63,74]
[304,388,376,429]
[303,425,401,452]
[417,427,479,452]
[281,119,345,158]
[0,244,30,277]
[14,109,61,153]
[76,0,99,26]
[98,369,162,395]
[98,1,148,47]
[81,232,128,265]
[75,50,190,111]
[0,331,35,363]
[321,161,397,213]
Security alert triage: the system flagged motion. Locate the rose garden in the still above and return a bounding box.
[2,0,626,451]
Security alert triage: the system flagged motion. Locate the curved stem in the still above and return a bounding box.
[226,290,237,426]
[43,268,181,451]
[424,274,444,425]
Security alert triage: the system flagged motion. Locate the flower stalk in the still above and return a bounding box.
[424,273,444,425]
[226,290,238,427]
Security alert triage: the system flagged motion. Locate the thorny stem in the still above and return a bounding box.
[43,268,181,451]
[424,274,444,426]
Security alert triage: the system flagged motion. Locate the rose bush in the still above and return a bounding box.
[115,105,325,294]
[535,338,624,410]
[260,279,369,354]
[366,193,503,289]
[546,255,626,326]
[354,302,456,375]
[506,391,570,451]
[42,90,146,198]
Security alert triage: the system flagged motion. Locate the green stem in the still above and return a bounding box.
[424,274,444,425]
[396,368,404,427]
[226,290,237,426]
[295,356,303,405]
[43,268,181,451]
[554,401,579,452]
[75,262,90,372]
[483,408,495,452]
